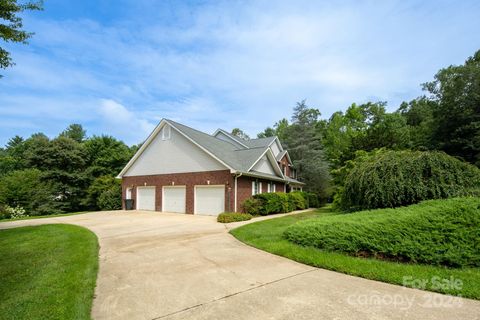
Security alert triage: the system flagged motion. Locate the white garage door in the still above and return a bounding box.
[137,186,156,211]
[163,186,186,213]
[195,185,225,216]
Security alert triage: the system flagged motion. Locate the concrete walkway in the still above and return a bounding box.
[1,211,479,320]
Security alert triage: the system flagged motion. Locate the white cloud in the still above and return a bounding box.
[98,99,155,144]
[1,0,479,144]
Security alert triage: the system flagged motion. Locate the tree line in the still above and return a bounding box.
[253,50,480,200]
[1,49,478,217]
[0,125,138,217]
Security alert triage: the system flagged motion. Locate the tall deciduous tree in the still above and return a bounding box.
[60,124,86,143]
[231,128,250,140]
[83,135,134,177]
[257,118,290,140]
[423,50,480,166]
[0,0,42,74]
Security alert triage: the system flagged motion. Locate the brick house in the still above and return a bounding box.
[117,119,304,216]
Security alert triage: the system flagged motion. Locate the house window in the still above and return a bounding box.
[283,165,287,176]
[252,181,263,195]
[273,183,276,192]
[252,180,259,195]
[126,188,132,200]
[267,182,275,193]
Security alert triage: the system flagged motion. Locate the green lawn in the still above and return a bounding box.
[0,211,90,223]
[230,206,480,299]
[0,224,99,320]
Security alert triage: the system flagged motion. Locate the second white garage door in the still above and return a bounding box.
[163,186,186,213]
[194,185,225,216]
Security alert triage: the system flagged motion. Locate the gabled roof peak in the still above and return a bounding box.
[118,119,303,184]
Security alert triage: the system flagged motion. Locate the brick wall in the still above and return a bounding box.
[123,170,288,214]
[279,154,291,178]
[122,170,234,214]
[236,176,285,212]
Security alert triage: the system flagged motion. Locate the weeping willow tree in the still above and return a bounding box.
[338,150,480,211]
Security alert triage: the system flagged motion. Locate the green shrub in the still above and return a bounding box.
[242,198,262,215]
[243,191,309,216]
[98,188,121,210]
[277,193,295,212]
[305,192,320,208]
[339,150,480,211]
[284,197,480,268]
[83,176,121,210]
[217,212,252,223]
[253,193,283,215]
[288,192,308,210]
[0,169,62,216]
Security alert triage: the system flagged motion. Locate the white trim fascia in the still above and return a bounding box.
[247,148,285,178]
[234,173,241,212]
[241,171,287,183]
[267,137,284,152]
[212,128,249,148]
[283,150,293,164]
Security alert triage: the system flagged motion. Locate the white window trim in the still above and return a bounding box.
[252,180,261,195]
[273,183,276,192]
[267,183,271,193]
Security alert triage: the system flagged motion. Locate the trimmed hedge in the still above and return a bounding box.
[339,150,480,211]
[217,212,252,223]
[242,191,320,216]
[284,197,480,268]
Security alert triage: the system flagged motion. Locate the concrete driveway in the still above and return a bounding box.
[1,211,479,320]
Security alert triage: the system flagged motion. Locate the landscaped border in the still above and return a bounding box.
[0,211,90,223]
[230,207,480,299]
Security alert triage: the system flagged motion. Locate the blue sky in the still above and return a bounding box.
[1,0,479,146]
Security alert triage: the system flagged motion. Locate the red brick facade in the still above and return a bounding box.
[122,170,234,213]
[122,170,287,214]
[279,154,291,178]
[236,176,285,212]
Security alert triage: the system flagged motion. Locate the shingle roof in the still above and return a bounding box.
[167,120,266,172]
[243,136,276,148]
[161,119,304,185]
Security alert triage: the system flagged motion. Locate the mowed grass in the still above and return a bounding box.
[0,224,99,320]
[0,211,91,223]
[230,206,480,299]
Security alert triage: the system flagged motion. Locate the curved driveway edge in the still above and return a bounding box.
[1,211,479,320]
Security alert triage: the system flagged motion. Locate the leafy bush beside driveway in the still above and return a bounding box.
[284,197,480,268]
[217,212,252,223]
[242,191,318,216]
[230,206,480,299]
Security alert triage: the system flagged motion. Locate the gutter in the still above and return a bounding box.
[234,172,243,212]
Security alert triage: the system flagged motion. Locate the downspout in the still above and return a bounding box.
[234,172,243,212]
